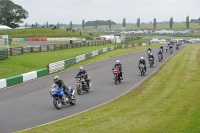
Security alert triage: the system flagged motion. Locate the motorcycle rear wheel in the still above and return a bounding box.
[115,75,118,85]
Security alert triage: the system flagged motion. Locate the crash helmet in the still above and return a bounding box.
[116,60,120,64]
[54,75,59,83]
[79,66,84,72]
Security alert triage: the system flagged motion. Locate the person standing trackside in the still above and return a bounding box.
[70,37,73,44]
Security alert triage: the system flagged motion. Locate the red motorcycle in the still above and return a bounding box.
[112,67,121,85]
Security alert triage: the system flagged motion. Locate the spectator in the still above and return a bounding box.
[80,32,81,36]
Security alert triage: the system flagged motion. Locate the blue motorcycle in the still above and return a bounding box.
[50,84,76,110]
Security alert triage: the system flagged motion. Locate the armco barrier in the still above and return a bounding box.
[6,75,23,87]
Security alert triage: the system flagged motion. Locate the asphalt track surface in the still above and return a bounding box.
[0,45,184,133]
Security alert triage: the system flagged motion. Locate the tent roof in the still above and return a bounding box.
[0,25,12,30]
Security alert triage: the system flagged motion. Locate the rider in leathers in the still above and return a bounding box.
[76,66,90,88]
[138,57,147,72]
[158,50,163,59]
[54,75,72,98]
[148,53,154,64]
[112,60,123,80]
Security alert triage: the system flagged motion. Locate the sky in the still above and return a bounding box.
[12,0,200,25]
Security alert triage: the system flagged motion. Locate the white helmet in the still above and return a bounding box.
[79,66,83,70]
[54,75,59,83]
[150,53,153,55]
[116,60,120,64]
[141,57,144,59]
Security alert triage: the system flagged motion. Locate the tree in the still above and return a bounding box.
[70,21,72,29]
[137,18,140,29]
[46,22,48,28]
[199,17,200,25]
[122,18,126,27]
[0,0,28,28]
[153,18,156,29]
[57,22,59,29]
[109,19,111,29]
[186,16,189,28]
[35,22,38,28]
[95,20,98,29]
[82,19,85,30]
[169,17,173,29]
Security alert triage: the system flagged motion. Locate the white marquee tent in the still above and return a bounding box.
[0,25,12,30]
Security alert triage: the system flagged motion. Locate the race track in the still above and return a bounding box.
[0,45,184,133]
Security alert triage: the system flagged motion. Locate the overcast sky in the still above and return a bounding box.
[12,0,200,25]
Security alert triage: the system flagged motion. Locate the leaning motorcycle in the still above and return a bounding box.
[176,46,179,50]
[50,84,76,110]
[75,74,91,95]
[139,64,145,76]
[112,67,121,85]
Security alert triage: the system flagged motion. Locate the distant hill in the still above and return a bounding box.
[85,20,116,26]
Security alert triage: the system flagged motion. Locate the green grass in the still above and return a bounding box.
[18,44,200,133]
[126,38,147,44]
[0,28,95,38]
[84,23,200,30]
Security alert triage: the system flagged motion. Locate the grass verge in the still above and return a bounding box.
[19,44,200,133]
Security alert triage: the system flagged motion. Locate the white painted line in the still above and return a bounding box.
[17,46,185,132]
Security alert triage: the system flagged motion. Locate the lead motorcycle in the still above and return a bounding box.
[75,74,92,95]
[50,84,76,110]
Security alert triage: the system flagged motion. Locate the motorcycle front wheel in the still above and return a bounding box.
[53,98,62,110]
[77,84,82,95]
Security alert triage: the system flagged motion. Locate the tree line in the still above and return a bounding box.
[0,0,197,29]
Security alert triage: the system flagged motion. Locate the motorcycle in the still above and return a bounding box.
[75,74,91,95]
[170,48,173,54]
[149,58,154,67]
[112,67,121,85]
[50,84,76,110]
[176,46,179,50]
[139,64,145,76]
[158,54,162,62]
[165,48,168,53]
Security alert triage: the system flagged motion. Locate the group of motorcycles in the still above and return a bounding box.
[50,43,181,109]
[50,74,92,110]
